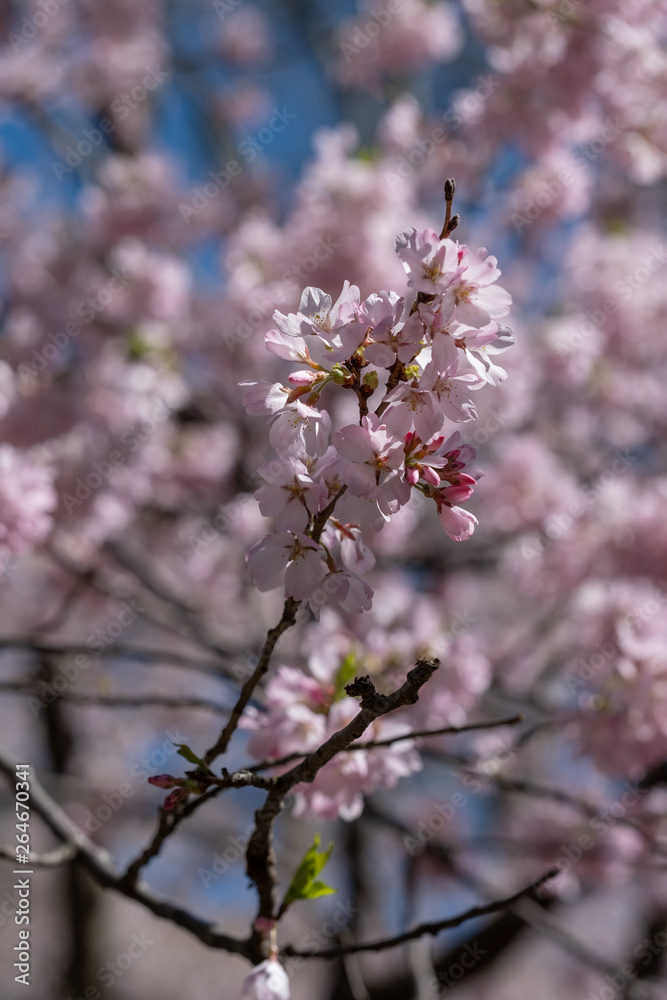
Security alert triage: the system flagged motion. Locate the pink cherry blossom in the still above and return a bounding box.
[246,531,328,599]
[310,568,374,618]
[440,246,513,328]
[395,227,462,297]
[239,381,290,416]
[272,282,365,365]
[404,430,479,492]
[385,382,446,440]
[242,960,290,1000]
[0,445,56,557]
[424,311,516,386]
[357,290,425,366]
[269,401,332,457]
[333,414,410,517]
[331,520,376,574]
[334,0,463,93]
[435,499,478,541]
[255,458,328,533]
[396,229,512,328]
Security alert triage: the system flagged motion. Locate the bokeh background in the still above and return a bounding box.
[0,0,667,998]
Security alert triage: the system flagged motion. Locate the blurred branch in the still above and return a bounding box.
[283,870,559,958]
[0,744,253,958]
[452,861,652,997]
[368,800,656,996]
[104,540,240,663]
[490,776,666,856]
[0,682,231,714]
[0,841,76,866]
[48,544,241,672]
[0,636,230,675]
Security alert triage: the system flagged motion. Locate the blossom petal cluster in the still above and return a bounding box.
[241,959,290,1000]
[242,225,513,614]
[0,445,56,560]
[240,658,422,821]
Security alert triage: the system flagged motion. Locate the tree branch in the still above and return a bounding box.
[274,660,440,794]
[245,659,440,946]
[204,597,300,764]
[0,841,76,866]
[0,636,233,677]
[0,744,252,958]
[0,683,232,714]
[283,870,559,958]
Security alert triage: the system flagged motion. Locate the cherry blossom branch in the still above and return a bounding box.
[0,743,252,957]
[361,713,523,747]
[120,770,273,887]
[203,596,300,764]
[117,484,355,887]
[309,485,348,543]
[248,713,523,772]
[374,356,405,418]
[282,869,559,958]
[119,807,186,888]
[276,661,440,791]
[373,181,459,416]
[203,484,350,766]
[244,659,440,937]
[439,178,460,240]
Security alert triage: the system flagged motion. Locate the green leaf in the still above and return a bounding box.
[174,743,209,771]
[281,835,337,912]
[333,652,358,702]
[305,880,337,900]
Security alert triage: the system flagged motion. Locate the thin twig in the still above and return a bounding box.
[0,684,232,714]
[104,541,238,662]
[283,870,559,958]
[249,714,523,772]
[0,636,232,677]
[0,743,252,957]
[204,597,300,764]
[48,545,239,670]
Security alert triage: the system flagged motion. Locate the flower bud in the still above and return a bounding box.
[147,774,178,789]
[241,959,290,999]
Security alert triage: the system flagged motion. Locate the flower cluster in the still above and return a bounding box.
[0,445,56,560]
[241,656,422,820]
[242,211,513,615]
[242,958,290,1000]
